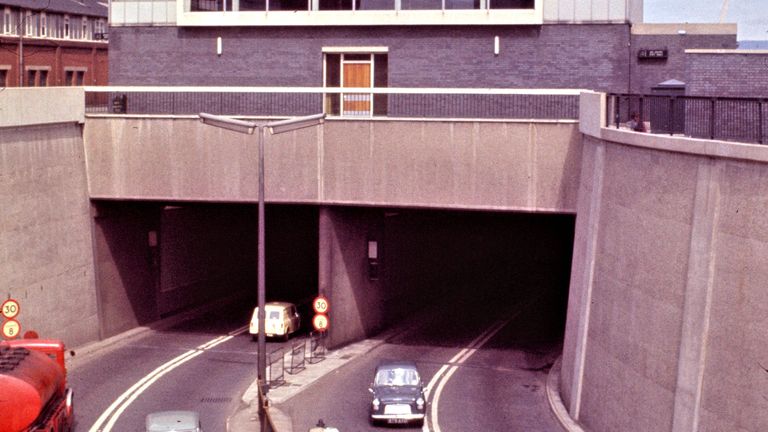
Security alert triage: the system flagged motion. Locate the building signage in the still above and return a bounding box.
[638,48,668,59]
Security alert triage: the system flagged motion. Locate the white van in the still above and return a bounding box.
[249,301,301,341]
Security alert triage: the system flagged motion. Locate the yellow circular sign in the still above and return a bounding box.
[312,313,329,332]
[1,299,20,320]
[2,319,21,339]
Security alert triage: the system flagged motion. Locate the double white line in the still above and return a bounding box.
[88,326,248,432]
[423,317,513,432]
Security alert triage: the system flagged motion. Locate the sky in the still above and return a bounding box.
[644,0,768,40]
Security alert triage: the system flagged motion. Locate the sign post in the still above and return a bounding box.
[312,296,330,332]
[1,299,21,340]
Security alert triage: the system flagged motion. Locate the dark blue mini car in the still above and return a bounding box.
[368,361,426,426]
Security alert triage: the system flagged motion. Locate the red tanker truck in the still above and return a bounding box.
[0,339,74,432]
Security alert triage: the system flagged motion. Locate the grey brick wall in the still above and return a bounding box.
[630,33,737,94]
[109,24,632,91]
[686,52,768,97]
[109,24,742,96]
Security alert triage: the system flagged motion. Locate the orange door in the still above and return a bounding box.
[342,63,371,116]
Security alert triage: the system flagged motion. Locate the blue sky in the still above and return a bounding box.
[644,0,768,40]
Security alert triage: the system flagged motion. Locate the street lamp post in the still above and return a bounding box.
[198,112,325,428]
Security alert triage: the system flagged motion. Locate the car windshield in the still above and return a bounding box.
[375,367,420,386]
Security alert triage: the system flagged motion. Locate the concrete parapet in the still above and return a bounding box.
[0,87,85,128]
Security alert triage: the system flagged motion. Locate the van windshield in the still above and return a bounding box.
[268,310,281,320]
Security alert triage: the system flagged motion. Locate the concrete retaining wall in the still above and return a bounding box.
[0,118,98,347]
[563,95,768,431]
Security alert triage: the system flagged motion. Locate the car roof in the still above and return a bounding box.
[376,360,418,371]
[263,301,294,309]
[145,411,199,431]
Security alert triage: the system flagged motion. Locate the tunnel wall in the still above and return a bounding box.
[562,95,768,432]
[0,110,98,347]
[319,206,384,348]
[83,118,582,214]
[92,202,162,336]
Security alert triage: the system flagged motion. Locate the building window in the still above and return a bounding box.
[2,8,11,34]
[26,68,49,87]
[0,68,8,87]
[48,14,60,38]
[40,12,46,36]
[82,16,89,39]
[25,10,33,36]
[65,69,86,86]
[64,15,69,38]
[187,0,532,11]
[324,50,388,117]
[69,16,81,39]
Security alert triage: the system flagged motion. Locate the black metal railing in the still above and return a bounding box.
[84,87,580,121]
[608,93,767,145]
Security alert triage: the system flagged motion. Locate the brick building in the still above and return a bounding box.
[0,0,108,87]
[106,0,738,98]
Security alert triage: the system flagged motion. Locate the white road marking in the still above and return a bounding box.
[424,318,513,432]
[88,326,248,432]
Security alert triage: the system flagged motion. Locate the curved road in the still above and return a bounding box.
[67,281,565,431]
[281,288,564,431]
[67,300,299,432]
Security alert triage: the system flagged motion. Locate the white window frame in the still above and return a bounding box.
[176,0,542,26]
[25,10,33,36]
[40,12,46,36]
[3,8,10,34]
[323,48,388,118]
[81,16,88,39]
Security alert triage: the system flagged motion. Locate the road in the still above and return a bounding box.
[67,299,301,432]
[280,287,565,431]
[68,281,565,431]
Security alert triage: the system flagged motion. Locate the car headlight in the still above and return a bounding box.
[372,398,380,409]
[416,397,425,409]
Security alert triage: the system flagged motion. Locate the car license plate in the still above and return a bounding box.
[388,418,408,424]
[384,404,411,415]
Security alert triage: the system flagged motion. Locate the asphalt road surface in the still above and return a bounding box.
[281,287,565,431]
[67,299,301,432]
[67,280,565,432]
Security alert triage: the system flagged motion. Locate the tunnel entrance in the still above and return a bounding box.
[92,200,573,345]
[91,201,318,338]
[379,208,575,346]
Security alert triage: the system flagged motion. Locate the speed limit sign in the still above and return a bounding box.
[312,313,329,332]
[1,299,20,320]
[313,296,330,314]
[2,319,21,339]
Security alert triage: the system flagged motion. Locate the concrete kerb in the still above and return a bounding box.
[228,336,390,432]
[545,356,586,432]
